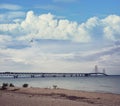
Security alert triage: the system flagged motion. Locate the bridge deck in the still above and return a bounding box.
[0,72,107,78]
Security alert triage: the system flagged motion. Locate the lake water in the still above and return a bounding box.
[0,75,120,94]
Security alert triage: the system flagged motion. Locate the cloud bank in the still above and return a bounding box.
[0,11,120,43]
[0,11,120,74]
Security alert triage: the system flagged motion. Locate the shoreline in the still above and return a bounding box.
[0,87,120,106]
[0,75,120,95]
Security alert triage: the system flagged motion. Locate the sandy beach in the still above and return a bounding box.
[0,87,120,106]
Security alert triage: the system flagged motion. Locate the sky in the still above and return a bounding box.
[0,0,120,74]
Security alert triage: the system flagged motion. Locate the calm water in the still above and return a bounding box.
[0,75,120,94]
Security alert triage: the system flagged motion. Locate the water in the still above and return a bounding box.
[0,75,120,94]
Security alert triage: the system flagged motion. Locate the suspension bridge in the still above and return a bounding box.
[0,65,108,78]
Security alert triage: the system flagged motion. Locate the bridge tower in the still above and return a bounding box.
[95,65,98,73]
[103,68,106,74]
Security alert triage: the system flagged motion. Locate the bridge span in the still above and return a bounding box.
[0,72,108,78]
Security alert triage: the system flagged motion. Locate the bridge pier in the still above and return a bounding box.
[14,75,18,78]
[31,75,35,78]
[41,74,45,78]
[63,74,66,77]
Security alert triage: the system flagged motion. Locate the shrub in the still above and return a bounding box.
[1,83,8,90]
[9,83,14,87]
[23,84,28,88]
[53,85,57,89]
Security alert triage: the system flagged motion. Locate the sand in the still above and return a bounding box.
[0,87,120,106]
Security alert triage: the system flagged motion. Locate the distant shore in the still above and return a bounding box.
[0,87,120,106]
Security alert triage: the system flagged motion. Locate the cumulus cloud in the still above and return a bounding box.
[0,11,120,43]
[102,15,120,41]
[0,4,21,10]
[0,11,91,42]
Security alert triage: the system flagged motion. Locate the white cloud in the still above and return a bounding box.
[0,35,120,74]
[0,4,22,10]
[0,11,120,43]
[0,35,12,48]
[98,52,120,74]
[102,15,120,41]
[0,11,91,42]
[0,11,25,23]
[0,35,12,43]
[0,23,20,34]
[0,11,119,74]
[0,45,96,73]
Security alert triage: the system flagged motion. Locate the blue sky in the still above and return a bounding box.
[1,0,120,22]
[0,0,120,74]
